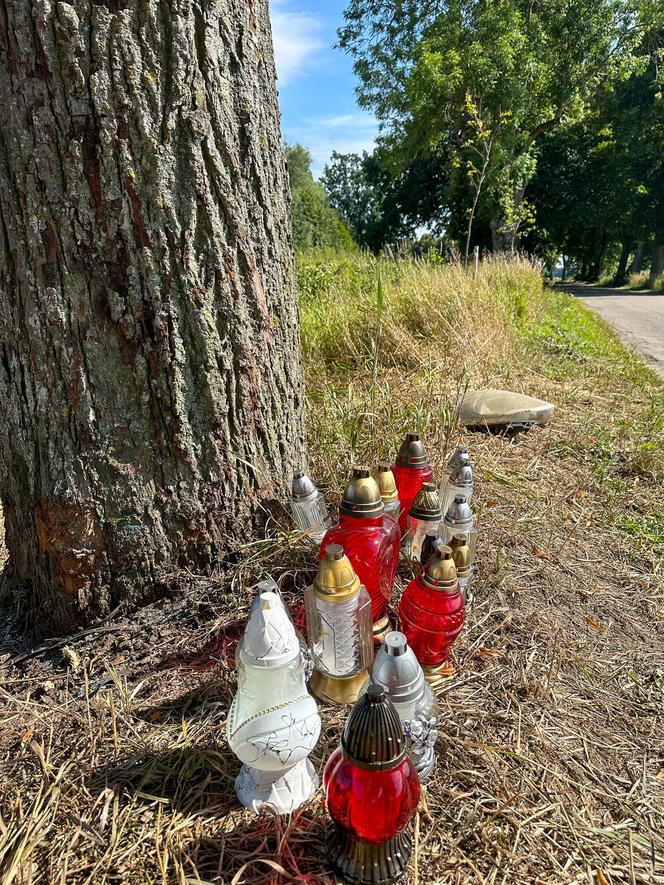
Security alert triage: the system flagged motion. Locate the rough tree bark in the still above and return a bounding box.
[631,241,645,274]
[0,0,305,632]
[614,241,632,286]
[649,242,664,288]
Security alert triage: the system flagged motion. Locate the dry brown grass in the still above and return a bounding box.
[1,257,663,884]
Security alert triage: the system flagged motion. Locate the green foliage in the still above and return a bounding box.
[284,144,355,252]
[321,149,445,251]
[525,37,664,278]
[339,0,652,251]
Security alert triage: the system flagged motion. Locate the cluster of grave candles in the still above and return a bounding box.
[226,432,477,884]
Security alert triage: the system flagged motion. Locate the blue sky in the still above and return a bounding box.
[270,0,378,178]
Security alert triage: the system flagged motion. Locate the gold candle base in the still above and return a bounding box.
[372,615,391,643]
[422,660,455,686]
[309,669,371,706]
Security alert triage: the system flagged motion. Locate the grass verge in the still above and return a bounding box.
[0,252,662,885]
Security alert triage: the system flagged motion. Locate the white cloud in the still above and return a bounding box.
[284,111,379,177]
[270,1,323,85]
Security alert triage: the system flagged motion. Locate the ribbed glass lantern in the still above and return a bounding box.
[399,545,465,684]
[441,494,477,564]
[305,544,373,705]
[403,482,442,562]
[226,591,321,814]
[440,452,473,516]
[290,471,332,544]
[390,432,434,535]
[324,685,420,884]
[371,632,438,780]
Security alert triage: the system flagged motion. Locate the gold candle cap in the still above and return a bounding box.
[422,545,458,591]
[340,466,384,519]
[372,462,399,505]
[313,544,362,601]
[450,535,471,575]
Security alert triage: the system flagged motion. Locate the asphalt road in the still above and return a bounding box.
[557,282,664,379]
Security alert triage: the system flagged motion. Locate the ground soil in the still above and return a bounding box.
[1,301,663,884]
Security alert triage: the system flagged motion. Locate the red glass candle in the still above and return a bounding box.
[399,545,465,680]
[320,467,400,635]
[391,432,434,535]
[324,684,420,883]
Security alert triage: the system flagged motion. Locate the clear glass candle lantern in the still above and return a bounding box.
[440,452,473,515]
[371,632,438,780]
[226,591,321,814]
[320,467,400,639]
[390,432,434,535]
[404,482,442,562]
[450,535,473,590]
[290,471,332,544]
[440,444,469,487]
[399,545,465,684]
[324,685,421,884]
[373,462,402,523]
[305,544,373,705]
[441,494,477,564]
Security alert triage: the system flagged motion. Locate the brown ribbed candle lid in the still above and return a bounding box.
[341,684,406,769]
[409,482,442,521]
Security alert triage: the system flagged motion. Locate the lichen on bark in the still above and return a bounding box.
[0,0,305,632]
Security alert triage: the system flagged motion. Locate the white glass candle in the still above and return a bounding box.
[227,592,321,814]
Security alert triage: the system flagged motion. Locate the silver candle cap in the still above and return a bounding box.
[291,472,318,500]
[371,632,428,706]
[444,495,474,532]
[451,454,473,487]
[447,445,469,471]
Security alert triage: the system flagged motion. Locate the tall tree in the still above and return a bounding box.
[340,0,651,250]
[284,144,354,251]
[0,0,305,632]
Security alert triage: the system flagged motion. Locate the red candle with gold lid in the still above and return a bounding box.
[399,545,465,683]
[320,467,400,639]
[390,432,434,535]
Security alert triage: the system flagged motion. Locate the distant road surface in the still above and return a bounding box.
[556,282,664,380]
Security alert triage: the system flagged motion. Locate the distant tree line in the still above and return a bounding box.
[301,0,664,286]
[284,144,354,252]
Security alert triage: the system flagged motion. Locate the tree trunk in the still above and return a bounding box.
[631,241,645,274]
[649,241,664,288]
[0,0,305,633]
[614,241,631,286]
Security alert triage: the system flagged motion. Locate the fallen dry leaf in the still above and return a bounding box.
[479,647,503,658]
[532,546,551,560]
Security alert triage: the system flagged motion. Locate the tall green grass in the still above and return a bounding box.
[298,249,544,376]
[297,250,547,483]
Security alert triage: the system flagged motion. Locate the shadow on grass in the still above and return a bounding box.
[88,746,237,814]
[177,808,332,885]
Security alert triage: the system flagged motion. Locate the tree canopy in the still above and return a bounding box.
[285,144,355,252]
[315,0,664,279]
